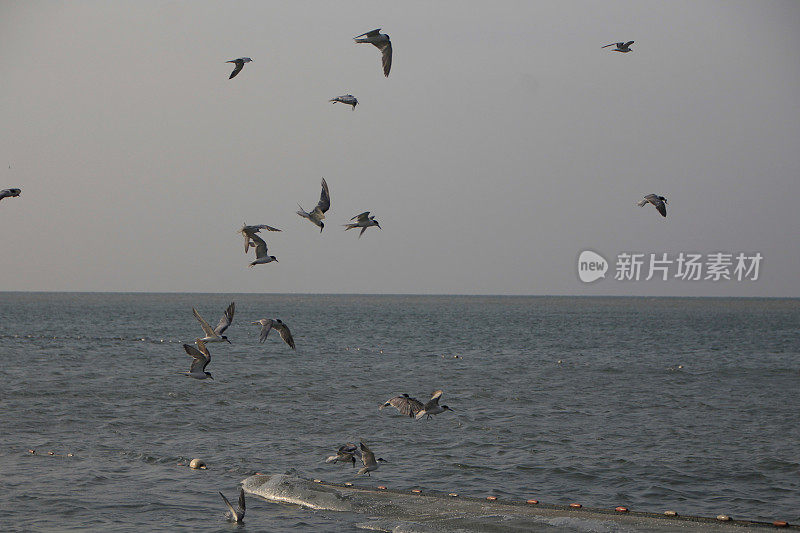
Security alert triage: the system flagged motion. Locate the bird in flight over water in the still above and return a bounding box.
[0,188,21,202]
[226,57,252,79]
[297,178,330,232]
[415,390,454,420]
[240,224,281,253]
[192,302,235,343]
[251,318,295,350]
[247,234,279,267]
[354,29,392,77]
[180,340,213,380]
[330,94,359,110]
[602,41,634,53]
[344,211,381,238]
[637,194,668,217]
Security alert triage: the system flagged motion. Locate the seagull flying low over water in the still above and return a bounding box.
[0,188,21,202]
[325,443,361,467]
[251,318,295,350]
[415,390,454,420]
[247,234,279,267]
[344,211,381,237]
[297,178,330,232]
[219,487,245,523]
[330,94,358,110]
[240,224,281,253]
[180,340,213,379]
[354,29,392,77]
[227,57,252,79]
[192,302,235,343]
[380,393,424,418]
[357,442,387,476]
[602,41,634,53]
[638,194,668,217]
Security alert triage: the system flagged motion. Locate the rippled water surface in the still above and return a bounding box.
[1,293,798,532]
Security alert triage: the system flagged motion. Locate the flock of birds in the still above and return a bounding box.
[1,29,669,525]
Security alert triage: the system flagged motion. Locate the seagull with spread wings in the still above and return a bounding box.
[297,178,330,232]
[415,390,454,420]
[219,487,245,523]
[344,211,381,237]
[602,41,634,53]
[330,94,358,110]
[192,302,235,344]
[380,393,424,418]
[240,224,281,253]
[637,194,668,217]
[251,318,295,350]
[226,57,252,79]
[354,29,392,77]
[179,340,213,380]
[247,234,278,267]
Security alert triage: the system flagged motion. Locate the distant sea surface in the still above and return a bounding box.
[1,293,798,532]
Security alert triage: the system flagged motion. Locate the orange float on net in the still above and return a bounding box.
[772,521,789,528]
[411,489,422,493]
[615,506,629,513]
[486,496,497,501]
[664,510,678,516]
[526,499,539,505]
[377,485,387,490]
[569,503,582,509]
[448,493,459,497]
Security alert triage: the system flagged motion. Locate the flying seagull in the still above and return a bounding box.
[240,224,281,253]
[219,487,245,523]
[297,178,330,232]
[415,390,454,420]
[602,41,634,53]
[227,57,252,79]
[330,94,358,110]
[247,234,278,267]
[180,340,213,380]
[354,29,392,77]
[380,393,424,418]
[344,211,381,237]
[192,302,235,343]
[637,194,667,217]
[0,188,21,202]
[357,442,387,476]
[251,318,295,350]
[325,443,361,467]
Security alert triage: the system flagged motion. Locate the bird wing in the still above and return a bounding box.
[184,342,210,372]
[382,395,424,417]
[376,40,392,77]
[245,224,281,232]
[274,321,296,350]
[192,308,217,338]
[219,492,237,517]
[250,234,268,259]
[352,211,370,222]
[354,29,381,39]
[317,178,330,214]
[360,443,377,467]
[237,487,246,513]
[601,43,615,48]
[424,390,443,409]
[214,302,235,335]
[258,320,273,343]
[654,198,667,217]
[228,60,244,79]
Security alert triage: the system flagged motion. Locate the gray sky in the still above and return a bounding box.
[1,1,798,296]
